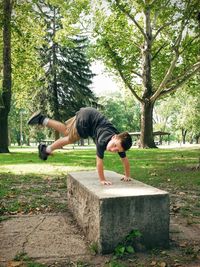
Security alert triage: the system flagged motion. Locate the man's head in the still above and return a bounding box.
[106,132,132,153]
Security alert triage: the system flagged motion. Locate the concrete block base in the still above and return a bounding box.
[67,171,169,254]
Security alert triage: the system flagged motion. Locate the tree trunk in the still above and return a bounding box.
[80,138,84,146]
[195,134,200,144]
[181,128,187,144]
[139,7,156,148]
[140,100,157,148]
[52,7,60,141]
[0,110,10,152]
[0,0,12,153]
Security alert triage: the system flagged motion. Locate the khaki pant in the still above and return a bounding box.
[64,116,80,143]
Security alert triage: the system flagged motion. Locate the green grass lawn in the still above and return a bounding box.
[0,147,199,219]
[0,146,200,266]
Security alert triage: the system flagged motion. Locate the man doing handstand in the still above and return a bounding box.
[28,107,132,185]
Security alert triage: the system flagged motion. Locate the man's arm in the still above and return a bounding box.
[96,156,112,185]
[120,156,131,181]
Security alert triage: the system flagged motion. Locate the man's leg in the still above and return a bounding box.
[45,119,67,136]
[28,111,73,136]
[39,120,74,159]
[48,135,71,150]
[38,135,73,160]
[28,112,79,160]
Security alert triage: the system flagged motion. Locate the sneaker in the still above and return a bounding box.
[28,111,46,125]
[38,143,49,160]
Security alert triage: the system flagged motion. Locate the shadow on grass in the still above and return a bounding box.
[0,148,199,187]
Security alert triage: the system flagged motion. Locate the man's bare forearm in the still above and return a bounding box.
[96,156,112,185]
[96,156,106,181]
[121,157,131,180]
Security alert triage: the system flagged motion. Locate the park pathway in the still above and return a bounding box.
[0,212,95,266]
[0,212,200,266]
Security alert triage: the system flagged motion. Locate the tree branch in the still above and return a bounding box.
[133,41,141,50]
[149,0,159,6]
[152,43,168,61]
[118,68,143,103]
[152,22,172,41]
[150,52,179,102]
[132,70,142,78]
[104,40,143,103]
[150,20,186,102]
[180,35,200,55]
[159,64,200,98]
[152,0,195,43]
[152,17,182,42]
[115,0,147,40]
[165,62,200,86]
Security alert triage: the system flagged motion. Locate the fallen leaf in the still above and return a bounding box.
[172,205,181,213]
[179,241,187,247]
[160,262,167,267]
[6,194,15,198]
[7,261,23,267]
[150,261,157,266]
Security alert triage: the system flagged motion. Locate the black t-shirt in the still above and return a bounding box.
[76,107,126,159]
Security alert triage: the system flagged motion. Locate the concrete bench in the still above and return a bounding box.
[67,170,169,254]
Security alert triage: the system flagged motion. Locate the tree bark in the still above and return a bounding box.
[139,6,156,148]
[52,7,60,141]
[195,134,200,144]
[181,128,187,144]
[140,100,157,148]
[0,0,12,153]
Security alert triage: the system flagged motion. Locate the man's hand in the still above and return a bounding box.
[100,180,112,185]
[121,176,132,182]
[121,157,131,180]
[96,156,112,185]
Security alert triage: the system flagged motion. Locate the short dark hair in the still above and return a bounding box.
[117,132,132,151]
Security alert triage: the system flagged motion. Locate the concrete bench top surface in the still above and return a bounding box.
[68,170,168,199]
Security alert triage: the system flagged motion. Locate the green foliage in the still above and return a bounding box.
[87,0,200,148]
[125,229,142,240]
[90,0,200,107]
[99,93,140,132]
[75,261,91,267]
[14,251,45,267]
[154,88,200,143]
[50,0,90,45]
[14,252,30,261]
[114,229,142,258]
[32,2,96,120]
[11,1,45,107]
[89,242,99,255]
[6,0,93,113]
[106,261,127,267]
[8,100,47,146]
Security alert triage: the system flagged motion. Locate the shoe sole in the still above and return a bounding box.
[28,111,41,125]
[38,143,48,160]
